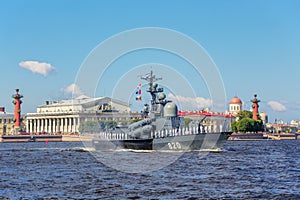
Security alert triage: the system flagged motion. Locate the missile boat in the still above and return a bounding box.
[92,71,232,151]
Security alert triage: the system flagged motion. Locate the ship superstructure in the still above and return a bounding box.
[92,70,232,151]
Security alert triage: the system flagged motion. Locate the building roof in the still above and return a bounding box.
[229,96,242,105]
[0,112,14,116]
[38,96,129,108]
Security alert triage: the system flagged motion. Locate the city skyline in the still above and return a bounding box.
[1,0,300,122]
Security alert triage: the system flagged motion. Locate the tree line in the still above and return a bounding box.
[231,110,264,133]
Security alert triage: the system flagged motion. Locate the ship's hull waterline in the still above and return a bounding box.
[92,70,233,152]
[92,132,231,151]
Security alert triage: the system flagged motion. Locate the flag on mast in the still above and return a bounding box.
[135,83,142,101]
[136,95,142,101]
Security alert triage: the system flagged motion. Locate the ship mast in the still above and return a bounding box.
[141,70,163,110]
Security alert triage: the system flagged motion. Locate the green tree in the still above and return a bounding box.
[231,110,264,133]
[253,120,263,132]
[236,118,252,132]
[236,110,253,120]
[231,121,238,132]
[233,118,263,133]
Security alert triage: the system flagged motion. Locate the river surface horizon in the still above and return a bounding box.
[0,140,299,199]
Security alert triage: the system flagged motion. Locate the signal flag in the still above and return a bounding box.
[136,95,142,101]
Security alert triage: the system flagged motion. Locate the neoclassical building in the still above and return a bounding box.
[25,95,141,134]
[228,96,243,116]
[0,112,26,135]
[0,113,15,134]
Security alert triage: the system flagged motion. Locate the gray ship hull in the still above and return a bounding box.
[91,70,233,152]
[92,132,231,151]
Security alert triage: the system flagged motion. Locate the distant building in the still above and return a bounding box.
[228,96,242,116]
[25,95,141,134]
[277,119,285,124]
[290,120,300,127]
[0,112,25,135]
[259,112,268,125]
[0,113,14,134]
[266,123,298,133]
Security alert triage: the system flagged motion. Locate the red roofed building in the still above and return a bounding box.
[229,96,242,116]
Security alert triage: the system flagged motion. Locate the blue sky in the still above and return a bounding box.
[0,0,300,123]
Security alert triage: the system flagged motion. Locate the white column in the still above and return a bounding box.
[60,118,63,133]
[64,118,68,133]
[45,118,48,132]
[41,119,44,132]
[40,119,43,132]
[33,119,36,133]
[59,118,62,133]
[49,119,52,134]
[35,119,38,133]
[37,119,40,133]
[44,119,47,132]
[72,117,76,133]
[69,118,72,133]
[29,119,33,133]
[61,118,64,133]
[26,119,29,133]
[56,118,59,133]
[57,118,60,133]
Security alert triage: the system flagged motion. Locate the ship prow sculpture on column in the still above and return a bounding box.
[12,89,23,134]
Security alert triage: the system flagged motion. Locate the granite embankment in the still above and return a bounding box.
[0,134,95,143]
[228,132,300,140]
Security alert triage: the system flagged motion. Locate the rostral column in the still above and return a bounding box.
[12,89,23,132]
[251,94,260,120]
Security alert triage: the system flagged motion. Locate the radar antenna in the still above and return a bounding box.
[140,70,163,109]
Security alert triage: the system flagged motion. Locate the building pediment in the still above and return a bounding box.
[35,96,130,114]
[82,97,129,112]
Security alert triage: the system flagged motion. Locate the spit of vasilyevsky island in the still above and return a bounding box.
[0,71,299,149]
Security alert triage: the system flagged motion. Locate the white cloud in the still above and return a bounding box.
[267,101,287,112]
[19,61,57,76]
[168,93,212,110]
[62,83,84,97]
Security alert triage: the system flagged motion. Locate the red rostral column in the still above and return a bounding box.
[251,94,260,120]
[12,89,23,131]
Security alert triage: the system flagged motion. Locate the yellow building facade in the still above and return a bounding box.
[0,113,26,135]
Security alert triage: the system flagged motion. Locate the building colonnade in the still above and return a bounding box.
[26,116,80,134]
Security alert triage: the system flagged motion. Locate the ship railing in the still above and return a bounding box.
[95,124,231,140]
[96,132,128,140]
[152,126,208,139]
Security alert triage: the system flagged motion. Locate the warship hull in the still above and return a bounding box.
[92,132,231,151]
[91,70,233,152]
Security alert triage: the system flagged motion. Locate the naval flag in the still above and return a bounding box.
[0,107,5,112]
[136,95,142,101]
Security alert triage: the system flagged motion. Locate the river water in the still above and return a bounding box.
[0,140,299,199]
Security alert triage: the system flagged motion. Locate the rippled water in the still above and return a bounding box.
[0,140,299,199]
